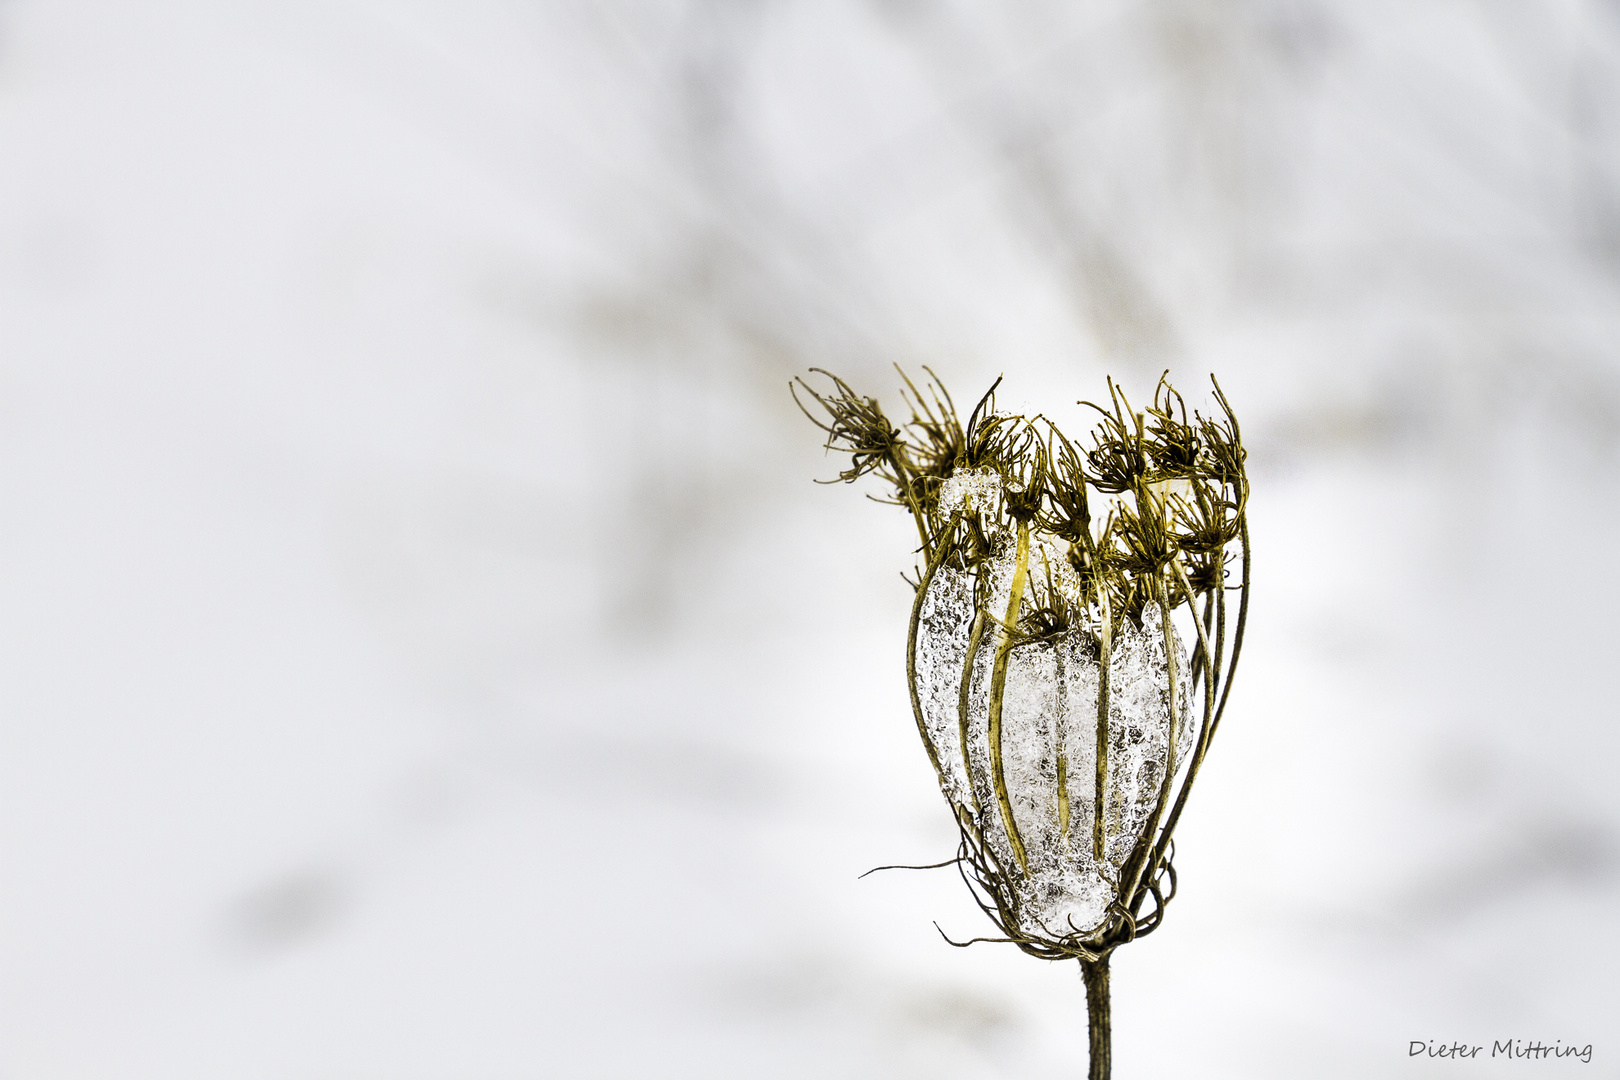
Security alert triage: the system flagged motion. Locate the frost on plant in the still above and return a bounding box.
[918,548,1193,939]
[795,368,1250,966]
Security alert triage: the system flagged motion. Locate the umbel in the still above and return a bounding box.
[795,370,1250,1080]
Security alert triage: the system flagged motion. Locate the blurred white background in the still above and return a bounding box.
[0,1,1617,1077]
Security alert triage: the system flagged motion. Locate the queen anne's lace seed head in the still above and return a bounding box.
[918,546,1193,939]
[796,368,1250,962]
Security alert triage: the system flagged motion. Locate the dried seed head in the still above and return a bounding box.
[799,369,1250,960]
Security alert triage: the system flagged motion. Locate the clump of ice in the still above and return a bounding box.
[937,467,1002,516]
[914,533,1193,940]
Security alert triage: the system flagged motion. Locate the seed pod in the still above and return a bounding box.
[916,470,1192,945]
[801,368,1251,1080]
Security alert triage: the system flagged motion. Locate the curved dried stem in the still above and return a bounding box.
[1093,583,1113,866]
[987,521,1033,873]
[1132,557,1219,911]
[1116,583,1183,908]
[959,610,989,821]
[906,510,965,788]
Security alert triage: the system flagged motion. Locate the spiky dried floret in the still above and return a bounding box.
[1039,425,1093,544]
[1144,377,1201,480]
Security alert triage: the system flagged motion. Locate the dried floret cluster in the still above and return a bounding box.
[794,368,1250,972]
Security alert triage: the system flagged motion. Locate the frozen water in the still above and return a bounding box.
[912,530,1193,940]
[914,566,976,809]
[937,468,1002,518]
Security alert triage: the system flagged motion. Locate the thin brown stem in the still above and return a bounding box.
[1118,581,1181,908]
[1081,954,1111,1080]
[891,447,934,559]
[906,511,963,788]
[1209,516,1250,739]
[1135,557,1218,907]
[959,610,989,820]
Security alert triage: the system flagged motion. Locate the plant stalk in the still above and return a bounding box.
[1081,954,1111,1080]
[987,521,1032,873]
[907,511,963,790]
[1093,586,1112,865]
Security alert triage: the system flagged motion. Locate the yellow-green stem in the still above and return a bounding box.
[1122,584,1182,906]
[1093,587,1113,866]
[1138,557,1219,896]
[987,522,1031,873]
[1055,644,1070,841]
[905,511,962,788]
[958,610,989,820]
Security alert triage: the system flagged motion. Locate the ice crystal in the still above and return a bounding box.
[916,538,1192,938]
[937,467,1002,517]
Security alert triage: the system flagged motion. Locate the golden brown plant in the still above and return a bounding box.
[795,369,1251,1080]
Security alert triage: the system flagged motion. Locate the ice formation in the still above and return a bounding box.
[914,523,1193,941]
[937,467,1004,516]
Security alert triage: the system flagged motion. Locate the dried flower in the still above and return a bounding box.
[796,368,1252,1080]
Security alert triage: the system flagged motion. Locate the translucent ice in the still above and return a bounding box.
[913,534,1193,940]
[937,468,1002,517]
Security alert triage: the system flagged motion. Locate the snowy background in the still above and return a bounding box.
[1,1,1617,1077]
